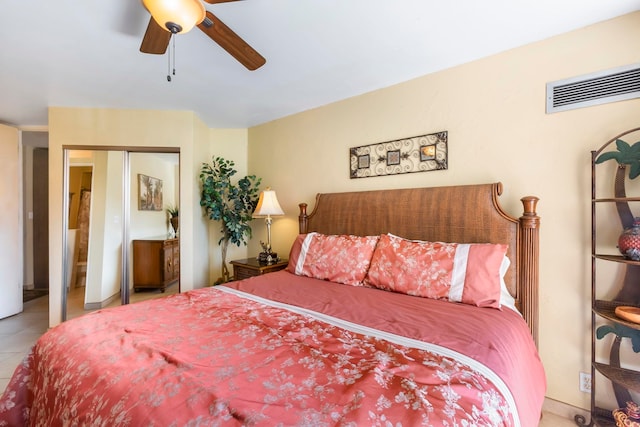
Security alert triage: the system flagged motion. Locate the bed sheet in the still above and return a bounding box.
[225,271,546,426]
[0,271,545,426]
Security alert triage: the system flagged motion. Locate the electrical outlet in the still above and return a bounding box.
[580,372,592,393]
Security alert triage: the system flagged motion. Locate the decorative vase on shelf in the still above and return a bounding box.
[619,218,640,261]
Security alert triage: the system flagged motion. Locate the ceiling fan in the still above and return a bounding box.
[139,0,266,71]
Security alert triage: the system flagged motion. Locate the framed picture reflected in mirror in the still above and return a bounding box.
[138,174,163,211]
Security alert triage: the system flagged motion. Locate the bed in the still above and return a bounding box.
[0,182,545,426]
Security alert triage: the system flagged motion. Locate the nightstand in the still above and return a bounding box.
[230,258,289,281]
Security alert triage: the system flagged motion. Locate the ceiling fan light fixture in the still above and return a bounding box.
[142,0,206,34]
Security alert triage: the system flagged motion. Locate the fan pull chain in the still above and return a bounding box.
[167,36,177,82]
[167,37,171,81]
[172,35,176,78]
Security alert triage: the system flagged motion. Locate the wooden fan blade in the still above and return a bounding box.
[140,17,171,54]
[197,11,266,70]
[202,0,242,4]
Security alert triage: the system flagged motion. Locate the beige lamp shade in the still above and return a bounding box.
[142,0,206,34]
[253,189,284,217]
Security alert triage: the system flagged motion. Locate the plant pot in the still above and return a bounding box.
[170,216,179,235]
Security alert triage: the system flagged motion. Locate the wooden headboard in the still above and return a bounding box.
[298,183,540,345]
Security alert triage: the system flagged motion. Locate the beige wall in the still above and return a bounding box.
[129,152,180,240]
[84,150,122,305]
[247,12,640,411]
[48,108,211,327]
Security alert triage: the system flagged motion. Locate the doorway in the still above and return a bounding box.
[22,131,49,306]
[32,148,49,292]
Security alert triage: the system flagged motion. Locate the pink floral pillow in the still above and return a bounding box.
[364,234,508,308]
[286,234,308,273]
[286,233,380,286]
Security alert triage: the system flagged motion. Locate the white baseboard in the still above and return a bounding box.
[543,397,589,422]
[84,292,120,310]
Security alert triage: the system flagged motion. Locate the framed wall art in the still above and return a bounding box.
[350,131,448,179]
[138,174,163,211]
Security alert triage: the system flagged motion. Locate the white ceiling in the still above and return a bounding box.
[2,0,640,129]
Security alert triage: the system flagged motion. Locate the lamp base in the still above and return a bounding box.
[258,252,278,265]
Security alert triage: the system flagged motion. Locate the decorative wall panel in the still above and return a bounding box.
[350,131,447,179]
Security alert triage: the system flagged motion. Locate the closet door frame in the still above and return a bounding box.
[61,146,179,321]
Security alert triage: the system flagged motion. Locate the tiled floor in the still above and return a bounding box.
[0,293,49,394]
[1,286,577,426]
[0,284,178,393]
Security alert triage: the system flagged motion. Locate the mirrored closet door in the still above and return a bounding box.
[62,148,180,321]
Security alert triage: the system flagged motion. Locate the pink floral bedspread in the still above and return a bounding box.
[0,272,545,426]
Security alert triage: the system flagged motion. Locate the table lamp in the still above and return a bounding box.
[253,188,284,264]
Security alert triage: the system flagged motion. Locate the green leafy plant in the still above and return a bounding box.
[596,138,640,179]
[166,204,179,217]
[199,156,262,283]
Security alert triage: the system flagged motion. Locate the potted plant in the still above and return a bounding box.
[166,204,179,235]
[199,156,261,283]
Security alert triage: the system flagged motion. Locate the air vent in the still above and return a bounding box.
[546,63,640,113]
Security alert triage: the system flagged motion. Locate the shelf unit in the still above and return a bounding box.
[577,127,640,426]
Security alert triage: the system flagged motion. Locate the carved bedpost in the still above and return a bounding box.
[299,203,308,234]
[519,196,540,347]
